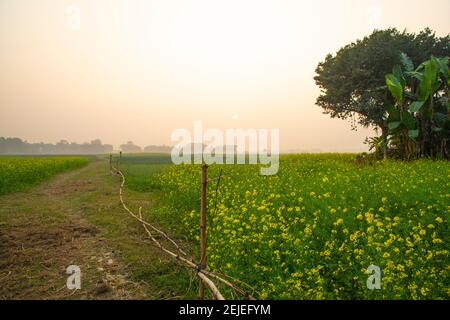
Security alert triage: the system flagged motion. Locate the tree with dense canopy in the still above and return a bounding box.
[314,28,449,158]
[120,141,142,153]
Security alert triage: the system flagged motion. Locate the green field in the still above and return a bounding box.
[119,154,450,300]
[1,153,448,300]
[0,156,89,195]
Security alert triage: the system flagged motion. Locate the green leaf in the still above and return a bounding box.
[393,65,406,88]
[385,74,404,103]
[405,71,423,82]
[402,111,416,130]
[418,58,440,101]
[409,101,425,113]
[434,112,448,126]
[386,105,400,121]
[436,57,449,81]
[408,130,419,139]
[400,52,414,72]
[389,121,401,130]
[415,61,426,72]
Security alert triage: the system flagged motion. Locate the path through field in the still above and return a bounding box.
[0,159,193,300]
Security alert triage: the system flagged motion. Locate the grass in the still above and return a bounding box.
[120,153,449,300]
[112,154,171,192]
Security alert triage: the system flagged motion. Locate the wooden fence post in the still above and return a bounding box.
[109,154,112,175]
[199,163,208,300]
[117,151,122,172]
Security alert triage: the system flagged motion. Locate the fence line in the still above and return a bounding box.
[199,163,207,299]
[110,155,255,300]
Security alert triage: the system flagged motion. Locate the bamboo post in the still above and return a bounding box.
[109,154,112,175]
[199,163,208,300]
[117,151,122,172]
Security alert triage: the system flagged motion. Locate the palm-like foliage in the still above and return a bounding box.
[385,54,449,159]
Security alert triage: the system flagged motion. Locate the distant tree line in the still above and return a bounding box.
[0,137,113,155]
[0,137,173,155]
[119,141,172,153]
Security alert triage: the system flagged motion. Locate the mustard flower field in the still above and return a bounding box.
[148,154,449,300]
[0,157,89,195]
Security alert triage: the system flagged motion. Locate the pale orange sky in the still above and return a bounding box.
[0,0,449,152]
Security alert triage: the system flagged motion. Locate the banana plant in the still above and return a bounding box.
[385,62,417,159]
[365,136,388,159]
[385,53,449,159]
[413,56,449,158]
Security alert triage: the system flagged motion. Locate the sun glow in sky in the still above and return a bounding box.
[0,0,449,151]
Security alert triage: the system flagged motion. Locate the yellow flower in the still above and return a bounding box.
[365,212,374,224]
[420,288,428,296]
[304,226,312,236]
[320,250,331,257]
[260,291,269,299]
[408,284,418,291]
[435,217,444,224]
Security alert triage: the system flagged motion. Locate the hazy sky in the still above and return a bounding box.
[0,0,449,152]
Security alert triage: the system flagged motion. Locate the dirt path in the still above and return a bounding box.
[0,159,191,300]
